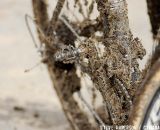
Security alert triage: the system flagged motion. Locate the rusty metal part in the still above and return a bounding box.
[32,0,97,130]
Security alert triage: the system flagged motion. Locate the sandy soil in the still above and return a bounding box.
[0,0,153,130]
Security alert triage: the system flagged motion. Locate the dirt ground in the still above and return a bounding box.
[0,0,153,130]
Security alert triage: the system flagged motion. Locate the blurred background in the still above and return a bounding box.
[0,0,153,130]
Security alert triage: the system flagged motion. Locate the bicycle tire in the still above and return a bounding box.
[130,59,160,130]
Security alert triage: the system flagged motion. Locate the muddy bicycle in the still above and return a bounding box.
[28,0,160,129]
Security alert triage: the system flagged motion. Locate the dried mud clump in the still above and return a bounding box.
[32,0,147,129]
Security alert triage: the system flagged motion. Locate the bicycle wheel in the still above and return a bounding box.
[130,59,160,130]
